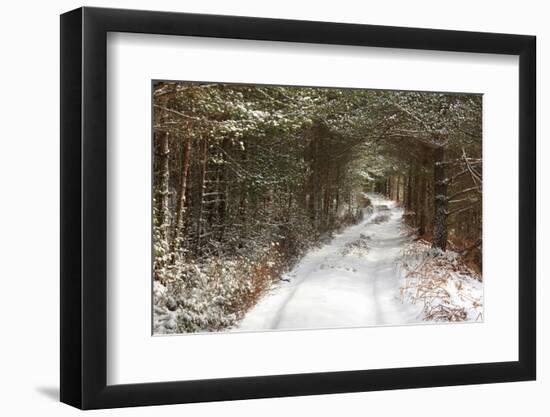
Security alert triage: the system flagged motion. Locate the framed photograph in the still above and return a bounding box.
[60,6,536,409]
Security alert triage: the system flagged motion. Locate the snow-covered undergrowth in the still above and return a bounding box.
[154,209,366,334]
[153,249,286,334]
[399,238,483,322]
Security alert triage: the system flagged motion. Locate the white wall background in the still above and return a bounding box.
[0,0,545,415]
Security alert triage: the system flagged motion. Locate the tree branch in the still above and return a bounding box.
[154,104,201,121]
[448,186,480,201]
[447,203,478,216]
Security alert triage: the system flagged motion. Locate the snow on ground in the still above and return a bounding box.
[237,194,423,330]
[399,239,483,322]
[237,193,483,331]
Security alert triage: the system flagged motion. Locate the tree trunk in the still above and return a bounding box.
[216,137,230,242]
[156,130,171,241]
[417,174,426,235]
[395,176,400,202]
[195,138,208,252]
[335,165,340,212]
[432,147,449,250]
[172,137,192,252]
[406,163,413,209]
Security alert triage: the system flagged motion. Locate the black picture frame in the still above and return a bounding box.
[60,6,536,410]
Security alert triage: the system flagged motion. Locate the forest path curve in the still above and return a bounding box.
[236,193,423,331]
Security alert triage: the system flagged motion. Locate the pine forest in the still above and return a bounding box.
[152,81,483,334]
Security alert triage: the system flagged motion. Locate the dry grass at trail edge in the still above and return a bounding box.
[399,234,483,323]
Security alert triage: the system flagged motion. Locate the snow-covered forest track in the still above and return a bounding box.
[238,193,483,331]
[238,194,424,330]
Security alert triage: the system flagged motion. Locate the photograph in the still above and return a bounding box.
[152,81,483,334]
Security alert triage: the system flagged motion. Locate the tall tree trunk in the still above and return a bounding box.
[195,138,208,252]
[417,174,426,235]
[395,176,401,203]
[335,165,340,213]
[305,136,317,222]
[406,163,413,209]
[172,137,192,253]
[432,146,449,250]
[287,189,293,222]
[216,137,230,243]
[156,130,171,241]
